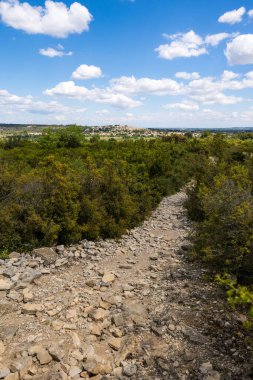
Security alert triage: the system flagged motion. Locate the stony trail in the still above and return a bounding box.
[0,191,251,380]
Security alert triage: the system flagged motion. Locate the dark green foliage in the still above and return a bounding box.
[185,134,253,284]
[0,127,199,253]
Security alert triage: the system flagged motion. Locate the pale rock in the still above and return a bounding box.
[7,290,22,302]
[9,252,20,259]
[28,344,44,356]
[32,247,57,265]
[36,349,53,365]
[71,332,81,348]
[0,368,10,379]
[90,324,103,336]
[102,273,115,283]
[69,366,82,378]
[200,362,213,374]
[99,300,111,310]
[4,373,19,380]
[112,314,124,327]
[63,323,77,330]
[107,337,122,351]
[18,270,42,285]
[113,367,123,378]
[70,350,84,361]
[123,364,137,377]
[0,279,12,291]
[89,308,108,321]
[168,323,176,331]
[10,357,32,378]
[21,303,43,315]
[82,358,112,375]
[23,289,34,303]
[51,320,64,331]
[55,258,68,268]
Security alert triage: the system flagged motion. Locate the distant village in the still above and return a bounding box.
[0,123,252,140]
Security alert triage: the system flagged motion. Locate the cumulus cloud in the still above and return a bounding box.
[205,32,235,46]
[44,81,142,109]
[110,76,182,95]
[218,7,246,24]
[156,30,234,60]
[0,88,86,115]
[225,34,253,65]
[156,30,207,60]
[175,72,200,80]
[221,70,239,81]
[164,101,199,111]
[72,64,102,80]
[249,9,253,18]
[0,0,92,38]
[39,45,73,57]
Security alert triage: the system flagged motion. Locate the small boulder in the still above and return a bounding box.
[36,349,53,365]
[0,279,12,291]
[32,247,57,265]
[102,273,115,283]
[123,364,137,377]
[4,373,19,380]
[0,368,10,379]
[89,308,108,321]
[21,303,43,315]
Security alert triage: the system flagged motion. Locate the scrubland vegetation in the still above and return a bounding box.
[2,127,253,320]
[0,127,196,253]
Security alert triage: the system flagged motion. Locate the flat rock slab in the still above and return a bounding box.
[32,247,57,265]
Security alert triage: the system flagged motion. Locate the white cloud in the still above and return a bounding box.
[39,46,73,58]
[0,0,92,38]
[205,32,234,46]
[110,75,182,95]
[248,9,253,18]
[156,30,233,61]
[245,71,253,79]
[221,70,239,81]
[72,64,102,80]
[44,81,142,109]
[225,34,253,65]
[96,109,110,115]
[164,101,199,111]
[175,72,200,80]
[218,7,246,24]
[155,30,207,60]
[0,88,86,115]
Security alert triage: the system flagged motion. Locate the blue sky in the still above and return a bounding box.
[1,0,253,128]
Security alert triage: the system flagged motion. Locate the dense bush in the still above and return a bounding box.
[187,164,253,281]
[0,127,201,253]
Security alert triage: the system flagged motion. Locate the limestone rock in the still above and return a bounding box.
[68,366,82,378]
[0,279,12,291]
[82,358,112,375]
[36,349,53,365]
[89,308,108,321]
[32,247,57,265]
[4,373,19,380]
[0,368,10,379]
[0,303,17,318]
[122,364,137,377]
[21,303,43,315]
[10,357,32,378]
[23,288,34,303]
[107,337,122,351]
[102,273,115,283]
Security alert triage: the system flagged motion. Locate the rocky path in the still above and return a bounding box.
[0,191,251,380]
